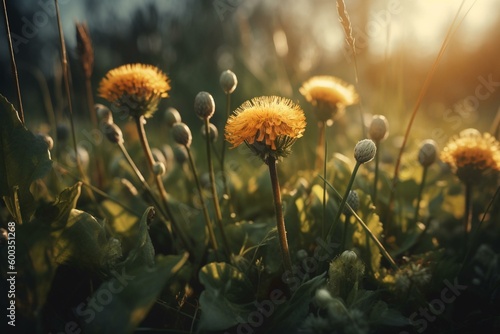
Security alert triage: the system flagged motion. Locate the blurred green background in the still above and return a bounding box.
[1,0,499,147]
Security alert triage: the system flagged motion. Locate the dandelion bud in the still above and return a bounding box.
[172,122,192,147]
[67,146,89,171]
[368,115,389,142]
[220,70,238,94]
[152,162,166,176]
[201,123,219,142]
[343,190,359,215]
[95,103,113,124]
[354,139,376,164]
[173,145,188,165]
[163,107,181,127]
[314,288,334,309]
[194,91,215,120]
[296,249,308,261]
[418,139,438,167]
[37,133,54,151]
[327,250,365,299]
[56,124,70,143]
[103,122,124,144]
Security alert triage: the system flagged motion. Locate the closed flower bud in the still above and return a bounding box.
[368,115,388,142]
[220,70,238,94]
[327,250,365,299]
[103,122,124,144]
[418,139,438,167]
[163,107,181,127]
[56,124,70,143]
[95,103,113,124]
[314,288,334,309]
[152,162,166,176]
[172,122,192,147]
[201,123,219,142]
[194,91,215,119]
[37,133,54,151]
[354,139,376,164]
[173,145,188,165]
[343,190,359,215]
[296,249,308,261]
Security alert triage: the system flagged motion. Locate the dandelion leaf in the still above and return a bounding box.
[198,262,255,331]
[0,94,52,222]
[83,253,189,334]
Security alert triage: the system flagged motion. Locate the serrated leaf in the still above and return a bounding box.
[83,253,189,334]
[0,94,52,222]
[198,262,255,331]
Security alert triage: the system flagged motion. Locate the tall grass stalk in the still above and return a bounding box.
[319,175,398,271]
[2,0,24,124]
[388,0,472,227]
[54,0,100,210]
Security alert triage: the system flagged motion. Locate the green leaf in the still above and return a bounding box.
[267,273,326,333]
[83,253,189,334]
[0,94,52,222]
[352,191,383,273]
[198,262,255,331]
[122,207,156,268]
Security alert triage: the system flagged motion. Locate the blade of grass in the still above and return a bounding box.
[388,0,474,227]
[2,0,24,124]
[318,174,398,271]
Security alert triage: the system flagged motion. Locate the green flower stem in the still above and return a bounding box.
[460,185,500,271]
[322,121,328,239]
[464,182,473,246]
[185,144,219,256]
[341,213,351,251]
[220,92,231,204]
[328,162,361,241]
[413,166,428,224]
[205,118,231,259]
[267,156,293,273]
[373,141,380,204]
[134,116,184,244]
[315,120,326,171]
[117,141,191,252]
[319,175,398,271]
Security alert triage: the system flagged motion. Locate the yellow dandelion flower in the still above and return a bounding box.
[225,96,306,161]
[441,128,500,184]
[98,63,170,118]
[299,76,358,122]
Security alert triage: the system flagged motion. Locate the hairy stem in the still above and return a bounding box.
[268,157,293,273]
